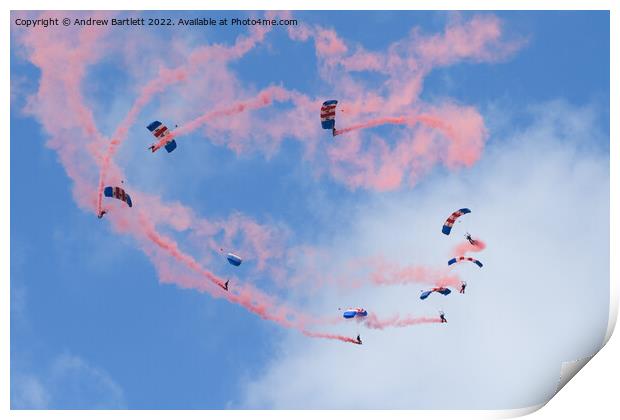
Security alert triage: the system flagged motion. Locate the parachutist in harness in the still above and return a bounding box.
[459,281,467,294]
[221,279,229,291]
[97,210,107,219]
[439,311,447,323]
[465,233,477,245]
[147,121,177,153]
[356,334,362,345]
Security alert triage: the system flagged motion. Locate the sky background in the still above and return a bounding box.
[10,10,610,409]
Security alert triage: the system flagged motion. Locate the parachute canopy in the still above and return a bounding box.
[164,140,177,153]
[433,287,452,296]
[147,120,177,153]
[442,208,471,235]
[226,253,243,267]
[343,308,368,319]
[103,186,132,207]
[448,256,483,268]
[420,287,451,300]
[321,100,338,130]
[419,290,432,300]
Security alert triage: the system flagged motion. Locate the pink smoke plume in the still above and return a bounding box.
[345,256,463,290]
[414,14,526,67]
[370,266,462,289]
[276,15,521,191]
[150,86,293,152]
[15,14,339,343]
[324,104,488,191]
[92,12,518,194]
[137,217,347,336]
[334,116,410,136]
[96,67,188,213]
[278,251,463,293]
[14,11,518,342]
[363,313,441,330]
[138,212,226,289]
[452,238,487,256]
[96,83,296,209]
[190,212,290,273]
[95,24,278,214]
[302,330,360,345]
[100,13,521,193]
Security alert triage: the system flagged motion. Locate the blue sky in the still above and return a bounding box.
[10,10,609,409]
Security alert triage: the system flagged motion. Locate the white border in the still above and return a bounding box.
[3,1,617,419]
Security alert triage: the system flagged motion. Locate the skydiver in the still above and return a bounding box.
[148,144,156,152]
[332,128,337,137]
[465,233,477,245]
[459,281,467,294]
[356,334,362,345]
[221,279,229,291]
[439,311,447,323]
[97,210,107,219]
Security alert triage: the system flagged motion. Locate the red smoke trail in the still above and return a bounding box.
[151,86,292,151]
[332,113,459,137]
[346,256,463,289]
[370,265,462,289]
[302,330,360,344]
[150,260,309,331]
[137,212,367,340]
[149,249,368,343]
[96,68,188,214]
[146,248,387,343]
[19,11,514,344]
[95,23,275,214]
[452,239,487,256]
[416,114,456,139]
[282,253,464,292]
[97,85,290,213]
[334,116,410,136]
[363,313,441,330]
[139,214,225,289]
[139,213,316,337]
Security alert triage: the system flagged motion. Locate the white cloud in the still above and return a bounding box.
[11,352,126,409]
[11,374,51,409]
[238,100,609,409]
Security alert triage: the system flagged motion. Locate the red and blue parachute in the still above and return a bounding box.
[420,287,452,300]
[147,120,177,153]
[448,256,483,268]
[321,100,338,133]
[442,208,471,235]
[342,307,368,319]
[103,186,132,208]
